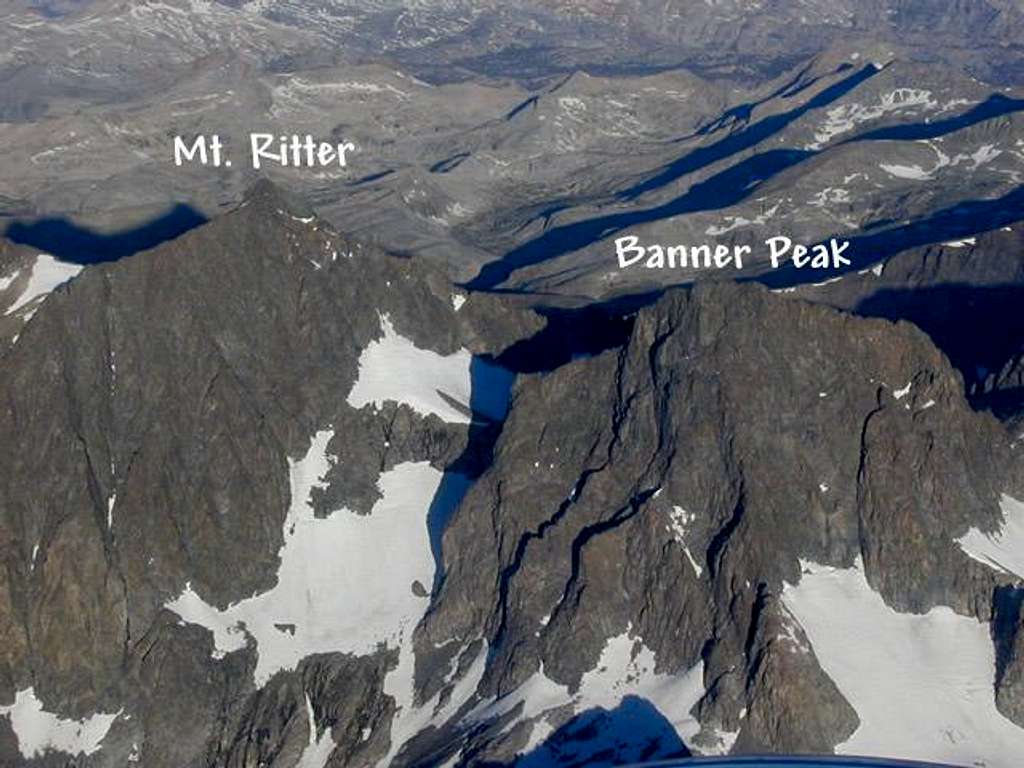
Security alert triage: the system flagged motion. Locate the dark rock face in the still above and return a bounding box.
[2,191,1024,766]
[717,592,858,754]
[993,586,1024,728]
[817,227,1024,391]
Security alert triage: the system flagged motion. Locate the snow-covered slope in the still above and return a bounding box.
[784,558,1024,767]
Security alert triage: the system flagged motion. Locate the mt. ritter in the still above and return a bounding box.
[3,1,1024,767]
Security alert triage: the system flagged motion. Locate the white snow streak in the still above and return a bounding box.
[667,506,703,577]
[3,254,82,317]
[880,163,932,180]
[295,694,336,768]
[957,494,1024,579]
[783,557,1024,767]
[944,237,977,248]
[379,640,488,768]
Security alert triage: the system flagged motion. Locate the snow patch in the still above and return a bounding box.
[807,89,936,149]
[705,203,780,236]
[579,633,705,743]
[347,314,472,424]
[667,506,703,577]
[778,608,811,655]
[167,430,443,685]
[943,237,977,248]
[379,639,488,767]
[0,688,120,760]
[880,163,931,180]
[699,726,740,755]
[0,269,20,291]
[808,187,851,208]
[166,430,484,768]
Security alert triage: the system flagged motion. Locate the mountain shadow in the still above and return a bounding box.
[515,695,692,767]
[4,203,207,264]
[428,356,516,591]
[623,62,880,200]
[855,282,1024,408]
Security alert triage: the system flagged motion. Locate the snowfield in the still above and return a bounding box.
[295,693,336,768]
[783,557,1024,767]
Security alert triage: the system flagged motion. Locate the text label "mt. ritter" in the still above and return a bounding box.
[173,134,356,170]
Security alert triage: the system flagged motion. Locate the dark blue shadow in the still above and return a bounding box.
[495,302,636,374]
[427,470,474,589]
[430,152,471,174]
[471,356,517,421]
[465,147,814,290]
[4,204,207,264]
[427,356,516,590]
[852,282,1024,394]
[515,695,691,768]
[636,758,964,767]
[349,169,395,186]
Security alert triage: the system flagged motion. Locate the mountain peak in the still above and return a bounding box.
[241,177,315,220]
